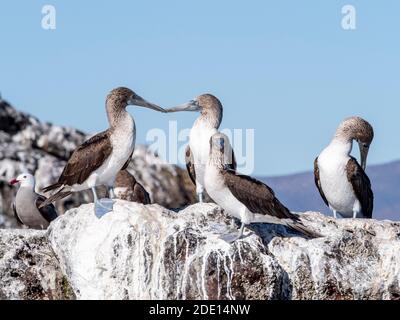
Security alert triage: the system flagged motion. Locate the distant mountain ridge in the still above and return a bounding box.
[259,160,400,221]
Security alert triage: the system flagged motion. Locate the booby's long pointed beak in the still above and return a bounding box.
[9,178,19,185]
[358,142,369,171]
[164,100,200,113]
[128,95,165,112]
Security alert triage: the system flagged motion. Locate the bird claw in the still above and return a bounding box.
[94,199,115,218]
[219,232,242,243]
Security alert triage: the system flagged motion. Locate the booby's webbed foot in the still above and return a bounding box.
[94,199,115,218]
[220,224,246,243]
[108,187,116,199]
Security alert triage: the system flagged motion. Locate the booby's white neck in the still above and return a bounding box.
[326,137,353,157]
[194,112,221,130]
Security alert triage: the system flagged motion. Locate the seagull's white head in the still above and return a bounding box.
[9,173,35,189]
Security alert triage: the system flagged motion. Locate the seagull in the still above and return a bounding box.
[9,173,58,229]
[114,169,151,204]
[204,133,321,241]
[40,87,164,216]
[165,94,236,203]
[314,116,374,219]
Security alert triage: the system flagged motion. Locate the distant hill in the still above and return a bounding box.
[259,161,400,221]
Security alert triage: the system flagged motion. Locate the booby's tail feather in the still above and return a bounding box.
[42,182,63,193]
[285,220,322,239]
[38,190,72,209]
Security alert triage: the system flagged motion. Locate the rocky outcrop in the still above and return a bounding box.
[0,229,75,300]
[2,201,398,300]
[1,201,399,300]
[0,99,196,228]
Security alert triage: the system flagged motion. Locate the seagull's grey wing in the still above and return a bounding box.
[54,130,113,187]
[314,157,329,207]
[35,195,58,223]
[12,202,24,225]
[223,169,296,221]
[346,157,374,218]
[185,145,196,185]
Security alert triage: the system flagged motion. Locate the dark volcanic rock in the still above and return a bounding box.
[0,229,75,300]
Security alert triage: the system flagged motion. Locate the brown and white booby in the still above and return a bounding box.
[165,94,236,203]
[205,133,321,241]
[114,169,151,204]
[314,116,374,219]
[9,173,58,229]
[40,87,164,216]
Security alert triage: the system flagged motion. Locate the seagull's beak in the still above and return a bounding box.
[164,100,200,113]
[128,95,165,112]
[358,142,369,171]
[9,178,19,186]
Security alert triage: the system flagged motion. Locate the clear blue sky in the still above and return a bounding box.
[1,1,399,176]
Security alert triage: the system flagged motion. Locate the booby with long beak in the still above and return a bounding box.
[9,173,58,229]
[205,133,321,241]
[114,169,151,204]
[165,94,236,203]
[314,116,374,219]
[41,87,164,216]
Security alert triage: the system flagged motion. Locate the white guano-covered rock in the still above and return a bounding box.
[47,201,400,300]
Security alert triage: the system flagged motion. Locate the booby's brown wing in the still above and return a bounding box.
[314,157,329,207]
[12,202,24,225]
[133,182,151,205]
[121,149,134,171]
[185,145,196,185]
[222,169,297,221]
[35,195,58,223]
[228,149,237,171]
[51,130,112,188]
[346,157,373,218]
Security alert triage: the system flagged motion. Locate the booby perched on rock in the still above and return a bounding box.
[114,169,151,204]
[165,94,236,203]
[41,87,164,215]
[9,173,58,229]
[205,133,321,241]
[314,116,374,219]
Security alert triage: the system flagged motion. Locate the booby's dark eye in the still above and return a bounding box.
[23,175,27,178]
[363,144,369,148]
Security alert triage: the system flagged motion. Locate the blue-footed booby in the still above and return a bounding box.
[114,169,151,204]
[165,94,236,203]
[314,116,374,219]
[40,87,164,216]
[205,133,321,241]
[9,173,58,229]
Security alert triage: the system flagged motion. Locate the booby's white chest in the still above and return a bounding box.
[318,146,359,216]
[190,122,217,185]
[75,114,136,190]
[204,165,251,222]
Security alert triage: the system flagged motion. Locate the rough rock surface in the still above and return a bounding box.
[42,201,400,300]
[0,229,75,300]
[0,99,195,228]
